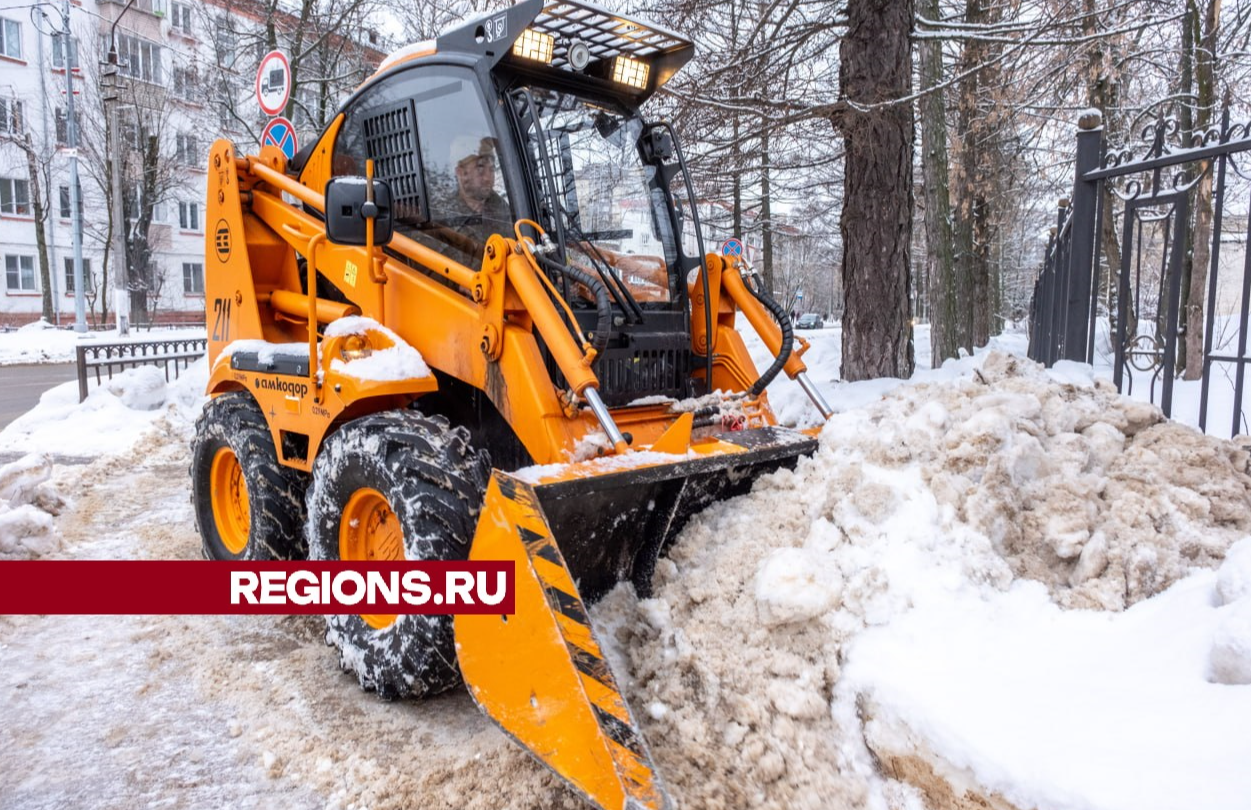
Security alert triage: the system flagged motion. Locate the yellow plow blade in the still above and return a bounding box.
[456,472,670,810]
[455,427,816,808]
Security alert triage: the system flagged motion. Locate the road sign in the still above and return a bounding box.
[255,50,291,116]
[721,238,744,257]
[796,289,804,299]
[261,116,298,161]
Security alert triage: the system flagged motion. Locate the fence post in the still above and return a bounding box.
[76,345,88,403]
[1049,201,1068,365]
[1063,111,1104,362]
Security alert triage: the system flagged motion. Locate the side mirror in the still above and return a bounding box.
[324,177,394,246]
[639,127,674,163]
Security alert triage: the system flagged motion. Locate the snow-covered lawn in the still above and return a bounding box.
[1,323,1249,810]
[0,318,206,366]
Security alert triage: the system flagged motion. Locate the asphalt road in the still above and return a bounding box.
[0,363,78,431]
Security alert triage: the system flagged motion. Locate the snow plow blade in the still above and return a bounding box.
[455,427,816,809]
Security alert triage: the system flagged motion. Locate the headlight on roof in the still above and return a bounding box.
[611,55,649,89]
[513,28,554,63]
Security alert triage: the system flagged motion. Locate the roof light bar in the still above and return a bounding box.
[611,55,649,90]
[513,28,554,63]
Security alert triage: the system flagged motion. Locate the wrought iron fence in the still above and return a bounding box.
[1029,109,1251,438]
[76,337,207,402]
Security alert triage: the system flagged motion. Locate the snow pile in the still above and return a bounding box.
[593,350,1251,810]
[514,449,695,484]
[847,570,1251,810]
[1211,538,1251,686]
[0,453,66,557]
[219,339,312,365]
[926,353,1249,610]
[0,359,209,457]
[0,322,206,366]
[737,320,1031,428]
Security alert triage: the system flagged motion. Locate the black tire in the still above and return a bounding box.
[305,409,490,700]
[190,392,309,560]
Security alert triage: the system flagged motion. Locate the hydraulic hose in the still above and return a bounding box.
[744,274,793,397]
[537,255,613,357]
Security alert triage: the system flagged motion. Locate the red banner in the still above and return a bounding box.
[0,561,514,615]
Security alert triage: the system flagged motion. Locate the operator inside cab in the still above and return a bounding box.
[443,135,511,259]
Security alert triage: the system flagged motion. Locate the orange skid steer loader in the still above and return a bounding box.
[191,1,833,806]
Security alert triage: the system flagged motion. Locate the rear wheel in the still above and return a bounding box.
[306,409,489,700]
[191,392,309,560]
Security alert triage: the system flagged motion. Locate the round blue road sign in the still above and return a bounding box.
[261,116,298,161]
[721,238,744,257]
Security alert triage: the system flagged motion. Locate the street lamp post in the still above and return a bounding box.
[59,0,86,333]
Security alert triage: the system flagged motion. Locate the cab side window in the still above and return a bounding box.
[333,66,512,271]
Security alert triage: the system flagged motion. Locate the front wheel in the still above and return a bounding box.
[190,392,308,560]
[305,409,489,700]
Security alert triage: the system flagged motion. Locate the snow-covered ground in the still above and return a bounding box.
[1,322,1249,810]
[0,319,206,366]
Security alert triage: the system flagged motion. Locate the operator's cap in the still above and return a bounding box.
[452,135,497,169]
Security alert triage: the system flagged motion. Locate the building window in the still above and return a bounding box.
[52,33,77,68]
[175,132,198,165]
[58,184,84,219]
[64,257,92,294]
[170,2,193,33]
[182,262,204,294]
[114,33,162,84]
[5,255,36,292]
[213,21,236,69]
[0,97,22,134]
[0,18,21,60]
[178,201,199,230]
[172,65,196,98]
[0,177,31,215]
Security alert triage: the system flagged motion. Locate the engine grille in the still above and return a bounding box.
[545,330,692,408]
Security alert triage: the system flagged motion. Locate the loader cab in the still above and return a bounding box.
[330,60,523,273]
[327,0,705,406]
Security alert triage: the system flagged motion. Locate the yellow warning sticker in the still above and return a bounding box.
[344,260,358,287]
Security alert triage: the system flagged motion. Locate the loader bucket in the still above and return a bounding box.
[455,426,816,810]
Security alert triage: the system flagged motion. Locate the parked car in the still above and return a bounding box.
[796,313,824,330]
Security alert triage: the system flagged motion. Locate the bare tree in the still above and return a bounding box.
[834,0,915,380]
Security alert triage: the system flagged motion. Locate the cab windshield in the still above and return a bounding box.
[516,88,680,306]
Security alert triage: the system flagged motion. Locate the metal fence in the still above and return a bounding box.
[76,337,207,402]
[1029,109,1251,438]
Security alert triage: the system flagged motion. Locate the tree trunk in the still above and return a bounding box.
[1175,1,1196,371]
[22,134,54,322]
[920,0,958,367]
[971,187,991,346]
[760,124,774,296]
[1185,0,1221,380]
[951,0,985,355]
[731,1,743,238]
[835,0,915,381]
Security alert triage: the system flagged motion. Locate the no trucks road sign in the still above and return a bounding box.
[256,50,291,116]
[261,117,298,161]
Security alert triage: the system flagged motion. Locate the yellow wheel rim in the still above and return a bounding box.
[210,446,250,556]
[340,487,402,630]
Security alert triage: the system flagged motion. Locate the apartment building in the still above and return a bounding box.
[0,0,384,328]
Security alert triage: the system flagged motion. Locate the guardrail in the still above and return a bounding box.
[76,337,207,402]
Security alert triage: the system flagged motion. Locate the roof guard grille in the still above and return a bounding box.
[529,2,689,69]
